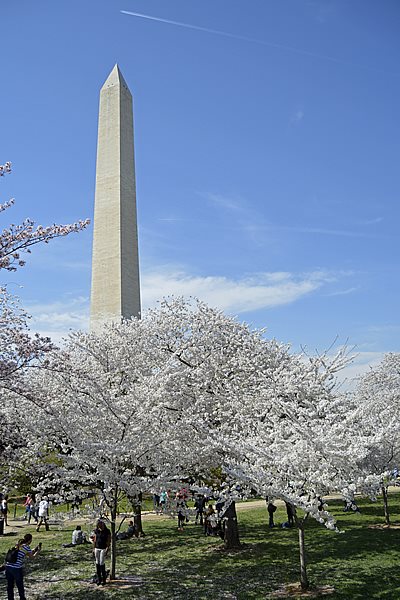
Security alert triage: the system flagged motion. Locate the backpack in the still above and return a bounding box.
[5,545,20,564]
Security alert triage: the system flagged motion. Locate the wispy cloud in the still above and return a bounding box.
[157,217,187,222]
[306,1,335,24]
[366,324,400,334]
[326,286,359,297]
[198,192,382,241]
[141,268,334,314]
[291,109,304,124]
[357,217,383,226]
[263,224,375,238]
[199,192,265,245]
[203,192,244,213]
[286,226,375,238]
[26,269,336,341]
[27,296,89,343]
[25,272,390,386]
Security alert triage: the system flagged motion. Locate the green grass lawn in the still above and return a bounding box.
[1,494,399,599]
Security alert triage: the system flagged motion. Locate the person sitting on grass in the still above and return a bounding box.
[204,504,219,536]
[116,520,136,540]
[62,525,87,547]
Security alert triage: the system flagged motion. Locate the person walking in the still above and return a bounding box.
[31,498,39,524]
[36,497,50,532]
[5,533,41,600]
[91,520,111,585]
[23,495,34,524]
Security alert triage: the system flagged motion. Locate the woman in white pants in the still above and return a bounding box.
[91,520,111,585]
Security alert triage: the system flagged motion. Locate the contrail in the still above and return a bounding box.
[121,10,398,76]
[120,10,341,62]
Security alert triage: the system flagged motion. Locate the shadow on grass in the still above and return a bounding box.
[31,528,297,599]
[1,495,400,600]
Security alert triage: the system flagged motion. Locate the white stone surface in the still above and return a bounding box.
[90,65,141,330]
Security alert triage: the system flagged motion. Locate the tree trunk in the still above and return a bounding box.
[382,485,390,526]
[223,501,241,550]
[132,492,145,537]
[110,506,117,580]
[298,524,309,590]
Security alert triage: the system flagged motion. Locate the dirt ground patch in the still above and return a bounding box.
[368,523,400,529]
[269,583,335,598]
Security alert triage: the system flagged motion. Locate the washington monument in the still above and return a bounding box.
[90,65,141,330]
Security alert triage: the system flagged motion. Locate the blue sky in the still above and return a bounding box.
[1,1,400,383]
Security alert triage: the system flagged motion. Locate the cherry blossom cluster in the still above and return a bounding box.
[0,160,90,271]
[0,162,12,177]
[0,217,90,271]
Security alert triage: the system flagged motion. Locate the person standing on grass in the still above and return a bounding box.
[267,498,277,528]
[159,490,168,512]
[1,494,9,526]
[194,494,206,525]
[5,533,41,600]
[153,493,160,512]
[91,520,111,586]
[285,501,295,527]
[176,494,187,531]
[36,496,49,532]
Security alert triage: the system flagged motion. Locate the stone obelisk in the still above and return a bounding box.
[90,65,141,330]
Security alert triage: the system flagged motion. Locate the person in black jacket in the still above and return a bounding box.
[267,498,277,528]
[285,501,295,527]
[194,495,206,525]
[91,520,111,585]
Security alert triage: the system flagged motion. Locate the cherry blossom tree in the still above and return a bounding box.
[15,321,180,580]
[0,160,89,372]
[142,299,356,587]
[0,160,89,473]
[0,160,89,384]
[139,297,274,548]
[7,296,354,589]
[350,353,400,525]
[206,347,354,590]
[141,298,354,577]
